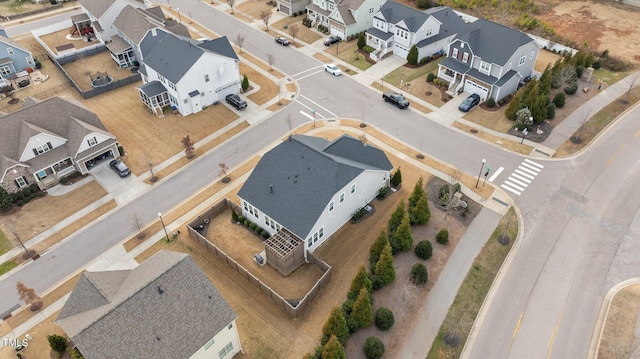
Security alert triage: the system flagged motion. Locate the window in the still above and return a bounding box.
[328,3,334,10]
[276,224,281,231]
[183,98,188,104]
[33,142,52,155]
[26,57,33,65]
[158,74,165,83]
[518,56,526,66]
[369,7,374,13]
[462,52,469,63]
[254,209,259,217]
[87,137,97,146]
[168,82,176,90]
[451,48,458,58]
[265,216,270,226]
[508,63,512,70]
[218,342,234,359]
[530,51,535,59]
[480,61,490,73]
[7,48,13,55]
[425,28,432,36]
[313,232,318,243]
[350,183,356,194]
[205,74,210,82]
[339,193,345,204]
[0,66,10,75]
[243,202,248,211]
[308,237,313,246]
[204,338,215,350]
[329,201,334,212]
[270,219,275,230]
[319,227,324,238]
[15,176,27,188]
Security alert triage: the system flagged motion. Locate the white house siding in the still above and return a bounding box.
[188,319,242,359]
[505,41,539,79]
[76,133,115,155]
[493,74,519,102]
[305,169,389,252]
[19,134,67,162]
[417,36,451,61]
[175,54,240,116]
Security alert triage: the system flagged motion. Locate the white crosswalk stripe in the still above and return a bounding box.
[501,159,543,196]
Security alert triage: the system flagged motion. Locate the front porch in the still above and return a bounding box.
[366,29,393,62]
[34,158,75,190]
[306,5,330,28]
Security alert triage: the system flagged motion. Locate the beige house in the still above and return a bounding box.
[0,97,119,193]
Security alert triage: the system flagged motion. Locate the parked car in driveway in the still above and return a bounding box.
[324,36,341,46]
[274,37,290,46]
[459,93,481,112]
[225,94,247,110]
[109,159,131,177]
[324,63,342,76]
[382,92,409,109]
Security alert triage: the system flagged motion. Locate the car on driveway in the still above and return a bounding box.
[324,63,342,76]
[382,92,409,109]
[458,93,481,112]
[109,159,131,177]
[225,94,247,110]
[324,36,341,46]
[274,37,290,46]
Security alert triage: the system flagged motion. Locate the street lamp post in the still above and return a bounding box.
[177,8,182,24]
[158,212,169,241]
[475,158,486,188]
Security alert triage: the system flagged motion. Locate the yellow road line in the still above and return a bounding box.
[513,312,524,338]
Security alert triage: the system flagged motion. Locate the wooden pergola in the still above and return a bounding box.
[264,228,305,277]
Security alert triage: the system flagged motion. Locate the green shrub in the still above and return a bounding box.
[254,226,262,234]
[47,334,68,354]
[362,45,375,53]
[357,32,366,49]
[29,183,38,192]
[118,145,124,156]
[575,65,584,78]
[345,315,360,334]
[249,222,257,230]
[363,337,385,359]
[546,103,556,119]
[241,74,249,91]
[261,231,270,239]
[486,97,496,107]
[243,219,250,226]
[23,197,30,204]
[37,191,45,197]
[60,177,69,184]
[426,72,435,83]
[22,188,31,197]
[419,57,429,65]
[592,59,601,70]
[16,200,24,207]
[390,168,402,187]
[436,228,449,244]
[29,192,37,200]
[415,240,433,260]
[553,92,566,108]
[410,263,428,285]
[416,0,432,9]
[407,45,419,66]
[238,215,245,223]
[374,307,394,331]
[564,82,578,95]
[369,273,384,291]
[231,210,239,222]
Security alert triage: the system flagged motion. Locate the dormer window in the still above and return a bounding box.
[518,56,526,66]
[33,142,52,156]
[462,52,469,63]
[480,61,490,73]
[451,48,458,58]
[87,137,98,147]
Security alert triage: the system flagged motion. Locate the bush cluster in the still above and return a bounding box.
[436,228,449,244]
[363,336,385,359]
[415,240,433,260]
[237,215,270,240]
[374,307,394,331]
[317,25,330,34]
[302,17,312,27]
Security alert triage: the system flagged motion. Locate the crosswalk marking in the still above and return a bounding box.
[501,159,543,196]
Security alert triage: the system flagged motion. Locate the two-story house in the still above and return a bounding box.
[57,250,243,359]
[437,18,540,102]
[136,29,241,117]
[0,35,35,79]
[238,134,393,272]
[0,97,120,193]
[78,0,147,43]
[366,2,466,62]
[306,0,387,39]
[107,5,190,68]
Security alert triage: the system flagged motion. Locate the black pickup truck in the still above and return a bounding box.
[382,92,409,109]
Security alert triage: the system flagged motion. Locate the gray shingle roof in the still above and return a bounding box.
[238,135,392,239]
[0,97,115,180]
[375,1,425,30]
[415,7,466,48]
[57,251,238,359]
[455,18,534,65]
[0,34,31,55]
[141,33,238,84]
[137,80,167,97]
[79,0,116,19]
[105,35,132,54]
[113,5,165,45]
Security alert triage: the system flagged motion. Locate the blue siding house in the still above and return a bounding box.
[0,35,35,79]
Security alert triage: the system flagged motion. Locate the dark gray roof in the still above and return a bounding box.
[415,7,466,48]
[439,56,470,74]
[71,13,90,24]
[455,18,534,65]
[142,33,238,83]
[0,97,115,180]
[494,69,518,86]
[376,1,425,30]
[466,67,498,85]
[105,35,132,54]
[306,3,330,17]
[137,80,167,97]
[238,135,392,239]
[366,26,393,41]
[57,251,238,359]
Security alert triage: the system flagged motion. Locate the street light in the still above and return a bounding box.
[158,212,169,241]
[475,158,486,188]
[177,8,181,24]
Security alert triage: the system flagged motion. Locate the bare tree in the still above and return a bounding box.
[623,72,639,103]
[218,162,230,183]
[226,0,235,14]
[551,64,578,94]
[148,162,158,182]
[287,24,299,44]
[235,34,245,52]
[443,305,473,347]
[17,282,43,311]
[132,211,146,239]
[182,135,195,159]
[266,53,275,71]
[260,10,272,31]
[571,107,592,144]
[8,221,35,259]
[442,167,462,221]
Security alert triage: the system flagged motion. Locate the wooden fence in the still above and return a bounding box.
[188,199,332,318]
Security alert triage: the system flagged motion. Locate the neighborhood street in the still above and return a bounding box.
[0,1,639,358]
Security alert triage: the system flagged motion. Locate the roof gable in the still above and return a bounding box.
[113,5,165,45]
[455,18,534,65]
[0,35,31,55]
[79,0,117,19]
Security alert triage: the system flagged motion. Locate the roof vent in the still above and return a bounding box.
[157,284,164,295]
[157,337,160,341]
[270,185,273,193]
[209,295,212,299]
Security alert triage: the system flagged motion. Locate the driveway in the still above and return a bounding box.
[89,161,150,205]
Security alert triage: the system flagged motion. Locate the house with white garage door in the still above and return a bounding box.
[437,18,539,102]
[306,0,387,39]
[136,29,241,117]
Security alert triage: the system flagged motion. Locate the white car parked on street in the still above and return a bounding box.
[324,63,342,76]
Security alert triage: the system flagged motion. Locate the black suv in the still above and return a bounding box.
[225,94,247,110]
[324,36,341,46]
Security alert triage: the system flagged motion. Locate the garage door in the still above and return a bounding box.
[330,26,344,39]
[463,80,489,101]
[216,81,240,100]
[394,44,409,59]
[279,4,290,15]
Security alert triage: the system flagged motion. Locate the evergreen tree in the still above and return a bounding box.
[410,195,430,225]
[408,177,425,219]
[357,32,366,50]
[47,334,67,354]
[322,307,349,345]
[369,230,389,272]
[394,214,413,252]
[241,74,249,91]
[350,266,373,295]
[375,244,396,284]
[390,168,402,187]
[322,334,346,359]
[0,186,11,211]
[351,287,373,328]
[407,45,419,66]
[388,200,406,236]
[505,87,525,121]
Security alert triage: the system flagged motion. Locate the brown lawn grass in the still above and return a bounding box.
[453,121,533,155]
[234,0,275,21]
[326,39,372,71]
[286,83,296,92]
[461,104,513,133]
[238,51,285,79]
[38,29,97,55]
[61,50,133,91]
[597,283,640,359]
[0,180,107,248]
[241,62,279,105]
[272,17,322,44]
[0,310,67,359]
[313,53,332,64]
[266,99,290,111]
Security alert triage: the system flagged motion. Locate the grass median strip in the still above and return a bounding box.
[427,207,517,359]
